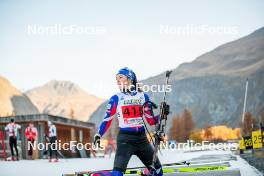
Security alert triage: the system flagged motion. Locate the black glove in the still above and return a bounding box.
[93,133,101,146]
[161,102,170,117]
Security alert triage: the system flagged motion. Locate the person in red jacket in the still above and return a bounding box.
[25,122,38,160]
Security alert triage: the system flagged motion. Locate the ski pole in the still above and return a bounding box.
[152,70,172,165]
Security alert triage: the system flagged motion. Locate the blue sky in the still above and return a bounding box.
[0,0,263,98]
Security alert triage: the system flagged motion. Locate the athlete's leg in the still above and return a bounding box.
[135,137,163,176]
[9,137,14,157]
[53,137,58,160]
[13,138,19,159]
[112,133,134,175]
[49,137,53,159]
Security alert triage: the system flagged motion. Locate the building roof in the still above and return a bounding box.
[0,114,95,129]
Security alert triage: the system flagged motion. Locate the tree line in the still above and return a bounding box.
[102,108,264,142]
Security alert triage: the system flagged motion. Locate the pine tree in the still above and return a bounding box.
[169,115,181,141]
[242,112,254,136]
[169,109,195,142]
[181,109,195,142]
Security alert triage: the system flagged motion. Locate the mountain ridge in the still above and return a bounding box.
[89,27,264,129]
[25,80,105,121]
[0,75,39,117]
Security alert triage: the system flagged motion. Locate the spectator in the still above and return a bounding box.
[25,122,38,160]
[5,118,21,161]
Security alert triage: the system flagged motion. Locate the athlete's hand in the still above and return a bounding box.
[93,133,101,146]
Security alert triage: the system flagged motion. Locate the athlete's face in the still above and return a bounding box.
[116,74,132,91]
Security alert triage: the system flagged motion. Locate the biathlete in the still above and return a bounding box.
[94,67,170,176]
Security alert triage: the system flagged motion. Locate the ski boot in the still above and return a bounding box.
[142,166,163,176]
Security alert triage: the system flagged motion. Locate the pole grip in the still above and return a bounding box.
[166,70,172,78]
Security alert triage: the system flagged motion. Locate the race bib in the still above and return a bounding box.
[122,105,143,126]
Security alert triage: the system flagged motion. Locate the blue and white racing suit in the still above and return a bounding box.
[98,91,163,176]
